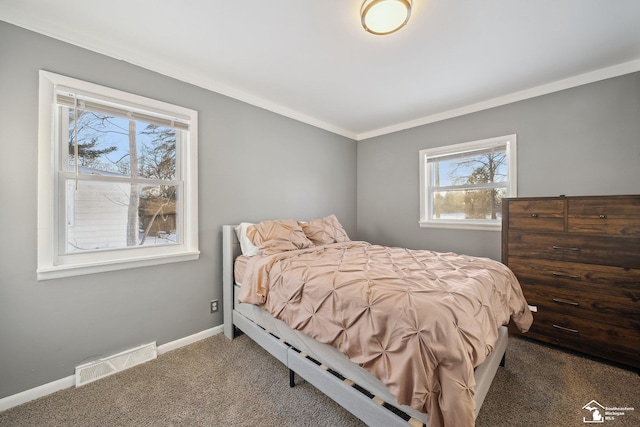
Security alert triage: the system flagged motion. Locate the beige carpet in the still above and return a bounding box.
[0,333,638,427]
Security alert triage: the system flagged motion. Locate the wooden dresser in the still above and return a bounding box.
[502,195,640,368]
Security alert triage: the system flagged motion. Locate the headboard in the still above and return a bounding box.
[222,225,241,339]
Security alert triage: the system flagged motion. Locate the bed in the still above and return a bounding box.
[222,216,532,427]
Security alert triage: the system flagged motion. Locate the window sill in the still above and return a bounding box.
[419,221,502,231]
[37,250,200,281]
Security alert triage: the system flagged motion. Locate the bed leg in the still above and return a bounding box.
[500,353,506,367]
[289,369,295,387]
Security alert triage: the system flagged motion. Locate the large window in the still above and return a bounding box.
[419,135,517,230]
[38,71,199,280]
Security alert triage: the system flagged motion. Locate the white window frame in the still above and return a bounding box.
[419,134,517,231]
[37,71,199,280]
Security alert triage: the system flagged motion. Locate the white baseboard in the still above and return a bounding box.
[0,375,76,413]
[0,325,223,412]
[157,325,222,355]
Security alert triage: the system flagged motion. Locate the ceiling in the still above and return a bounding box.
[2,0,640,140]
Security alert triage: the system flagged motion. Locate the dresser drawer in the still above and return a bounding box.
[507,230,640,268]
[507,257,640,297]
[506,199,565,231]
[519,282,640,330]
[568,197,640,236]
[526,311,640,366]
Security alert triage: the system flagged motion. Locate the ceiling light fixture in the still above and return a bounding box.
[361,0,412,35]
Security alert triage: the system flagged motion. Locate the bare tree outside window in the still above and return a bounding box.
[451,151,506,220]
[66,109,178,252]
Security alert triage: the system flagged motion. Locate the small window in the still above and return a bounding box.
[38,71,199,280]
[419,135,517,230]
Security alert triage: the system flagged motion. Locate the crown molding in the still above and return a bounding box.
[356,59,640,141]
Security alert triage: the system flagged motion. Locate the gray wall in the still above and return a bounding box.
[0,22,356,399]
[357,72,640,260]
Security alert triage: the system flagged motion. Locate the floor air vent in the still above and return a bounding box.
[75,342,157,387]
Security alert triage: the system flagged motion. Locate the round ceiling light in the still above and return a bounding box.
[361,0,412,35]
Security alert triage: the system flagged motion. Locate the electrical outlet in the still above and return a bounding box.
[210,299,219,313]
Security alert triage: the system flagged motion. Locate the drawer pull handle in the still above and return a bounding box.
[551,271,580,279]
[552,298,579,306]
[552,245,581,251]
[599,214,606,219]
[552,324,579,334]
[531,213,539,218]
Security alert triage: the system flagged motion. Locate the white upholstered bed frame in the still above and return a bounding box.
[222,225,508,426]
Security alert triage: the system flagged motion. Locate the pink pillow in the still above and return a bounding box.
[300,214,350,245]
[247,219,314,255]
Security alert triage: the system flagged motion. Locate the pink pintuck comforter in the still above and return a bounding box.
[238,241,532,427]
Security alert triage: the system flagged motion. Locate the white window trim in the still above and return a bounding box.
[419,134,517,231]
[37,70,199,280]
